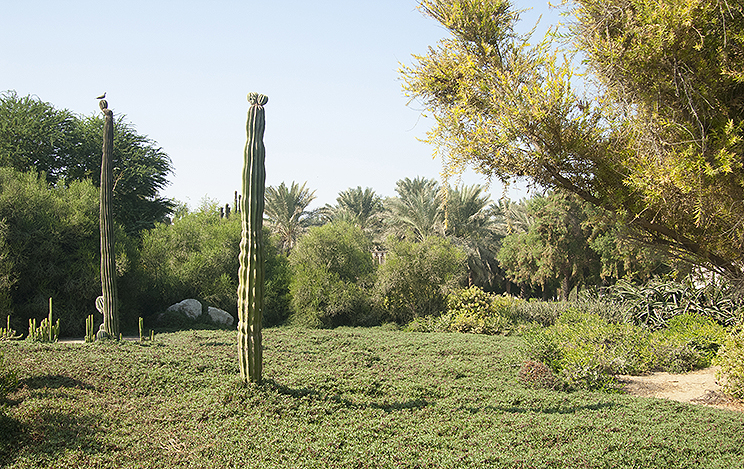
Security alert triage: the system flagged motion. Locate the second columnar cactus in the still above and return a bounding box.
[237,92,268,384]
[98,99,119,339]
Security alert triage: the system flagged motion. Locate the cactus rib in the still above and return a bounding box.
[99,99,119,339]
[237,92,268,384]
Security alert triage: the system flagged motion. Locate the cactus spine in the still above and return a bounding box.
[237,92,268,384]
[98,99,119,339]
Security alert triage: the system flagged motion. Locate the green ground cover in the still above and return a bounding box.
[1,327,744,468]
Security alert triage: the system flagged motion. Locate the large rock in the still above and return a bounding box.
[166,299,202,320]
[207,307,234,326]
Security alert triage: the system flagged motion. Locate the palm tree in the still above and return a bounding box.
[384,176,443,242]
[442,184,495,239]
[327,186,385,239]
[264,181,316,255]
[491,197,534,237]
[441,184,502,290]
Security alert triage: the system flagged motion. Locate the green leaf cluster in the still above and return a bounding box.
[288,221,376,327]
[0,91,174,236]
[402,0,744,279]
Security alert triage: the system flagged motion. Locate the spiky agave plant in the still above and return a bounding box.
[237,93,268,384]
[98,98,119,339]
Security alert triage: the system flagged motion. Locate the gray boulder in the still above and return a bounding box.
[207,307,234,326]
[166,299,202,320]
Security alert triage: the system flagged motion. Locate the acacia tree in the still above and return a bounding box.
[401,0,744,279]
[498,190,672,300]
[498,191,599,300]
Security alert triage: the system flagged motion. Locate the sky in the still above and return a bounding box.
[1,1,563,211]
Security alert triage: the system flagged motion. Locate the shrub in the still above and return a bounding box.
[373,236,467,324]
[441,286,516,334]
[132,202,291,327]
[608,277,744,328]
[0,168,115,337]
[518,360,558,390]
[522,309,652,391]
[288,221,375,327]
[714,327,744,400]
[649,313,728,372]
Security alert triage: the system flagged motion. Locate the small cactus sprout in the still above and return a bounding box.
[85,314,95,343]
[27,299,59,342]
[237,92,268,384]
[99,99,119,339]
[1,316,22,341]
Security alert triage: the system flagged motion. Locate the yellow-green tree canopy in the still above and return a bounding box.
[401,0,744,278]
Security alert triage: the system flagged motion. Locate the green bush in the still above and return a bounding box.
[608,277,743,328]
[373,236,467,324]
[0,168,117,337]
[523,309,652,391]
[440,286,516,335]
[714,327,744,399]
[649,313,728,372]
[522,307,731,392]
[132,202,291,327]
[289,221,376,327]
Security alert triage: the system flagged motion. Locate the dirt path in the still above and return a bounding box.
[617,366,744,411]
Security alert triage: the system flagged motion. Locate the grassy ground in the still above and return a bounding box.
[1,327,744,468]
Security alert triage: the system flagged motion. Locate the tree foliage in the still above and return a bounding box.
[325,187,385,240]
[383,176,443,241]
[498,190,669,300]
[373,235,467,323]
[0,91,174,235]
[401,0,744,279]
[133,201,290,326]
[0,168,109,336]
[288,221,376,327]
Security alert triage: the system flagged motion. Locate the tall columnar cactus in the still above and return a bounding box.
[237,92,268,384]
[98,98,119,339]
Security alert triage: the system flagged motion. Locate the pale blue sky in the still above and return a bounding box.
[1,1,562,210]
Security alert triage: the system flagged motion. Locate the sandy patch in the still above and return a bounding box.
[617,366,744,411]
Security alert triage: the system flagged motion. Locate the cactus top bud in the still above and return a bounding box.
[247,93,269,106]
